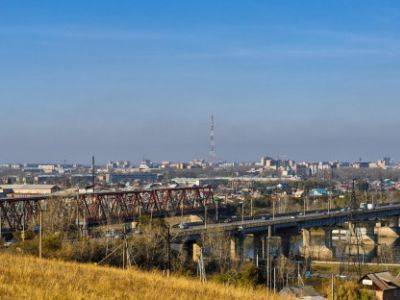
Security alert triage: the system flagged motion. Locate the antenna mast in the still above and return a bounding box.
[209,114,216,165]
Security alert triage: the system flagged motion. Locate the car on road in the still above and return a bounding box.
[224,216,238,223]
[178,222,189,229]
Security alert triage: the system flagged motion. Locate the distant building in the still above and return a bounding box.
[353,162,370,169]
[296,164,311,179]
[218,162,237,168]
[35,174,65,184]
[260,156,276,169]
[293,189,305,198]
[71,174,94,186]
[339,162,351,168]
[309,188,328,197]
[172,178,219,187]
[383,157,391,166]
[171,163,186,170]
[106,161,130,170]
[160,161,171,169]
[106,172,160,184]
[2,176,19,184]
[139,159,155,170]
[38,164,56,174]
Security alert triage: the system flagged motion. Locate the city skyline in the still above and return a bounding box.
[1,1,400,163]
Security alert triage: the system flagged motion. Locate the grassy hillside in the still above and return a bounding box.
[0,253,281,299]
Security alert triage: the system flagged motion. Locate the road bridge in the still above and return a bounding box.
[174,203,400,237]
[173,203,400,263]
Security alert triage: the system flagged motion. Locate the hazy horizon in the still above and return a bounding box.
[1,1,399,163]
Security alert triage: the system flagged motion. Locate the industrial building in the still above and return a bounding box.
[0,184,60,196]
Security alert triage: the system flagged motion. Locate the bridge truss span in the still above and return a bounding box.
[0,186,214,231]
[79,186,214,225]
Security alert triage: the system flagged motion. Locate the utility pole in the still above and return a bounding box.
[0,211,2,243]
[215,199,219,222]
[22,204,25,242]
[331,273,335,300]
[328,166,333,214]
[39,206,42,259]
[256,253,259,267]
[250,198,253,218]
[122,239,125,269]
[166,225,171,276]
[180,198,184,222]
[266,226,271,288]
[76,189,80,238]
[91,155,95,192]
[204,203,207,229]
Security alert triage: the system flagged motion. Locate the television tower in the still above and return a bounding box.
[209,114,216,165]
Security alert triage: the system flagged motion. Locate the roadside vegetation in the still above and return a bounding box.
[2,218,275,289]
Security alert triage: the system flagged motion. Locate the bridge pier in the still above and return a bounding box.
[276,233,291,257]
[230,234,244,263]
[181,241,194,265]
[324,228,332,249]
[302,229,311,248]
[388,217,400,228]
[366,223,377,244]
[181,240,202,265]
[253,233,266,264]
[193,243,202,262]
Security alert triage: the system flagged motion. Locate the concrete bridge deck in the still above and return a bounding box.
[174,202,400,239]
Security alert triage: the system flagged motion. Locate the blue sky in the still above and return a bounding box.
[0,1,399,163]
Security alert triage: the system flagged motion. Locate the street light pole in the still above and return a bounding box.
[328,193,331,214]
[241,202,244,224]
[272,197,275,220]
[303,193,307,216]
[204,203,207,229]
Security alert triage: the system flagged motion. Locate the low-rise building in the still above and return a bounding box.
[279,285,326,300]
[360,271,400,300]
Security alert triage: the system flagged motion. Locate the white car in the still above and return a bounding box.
[178,222,189,229]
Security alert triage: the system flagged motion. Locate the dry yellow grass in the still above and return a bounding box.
[0,253,282,299]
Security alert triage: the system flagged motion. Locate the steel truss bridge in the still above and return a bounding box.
[0,186,214,231]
